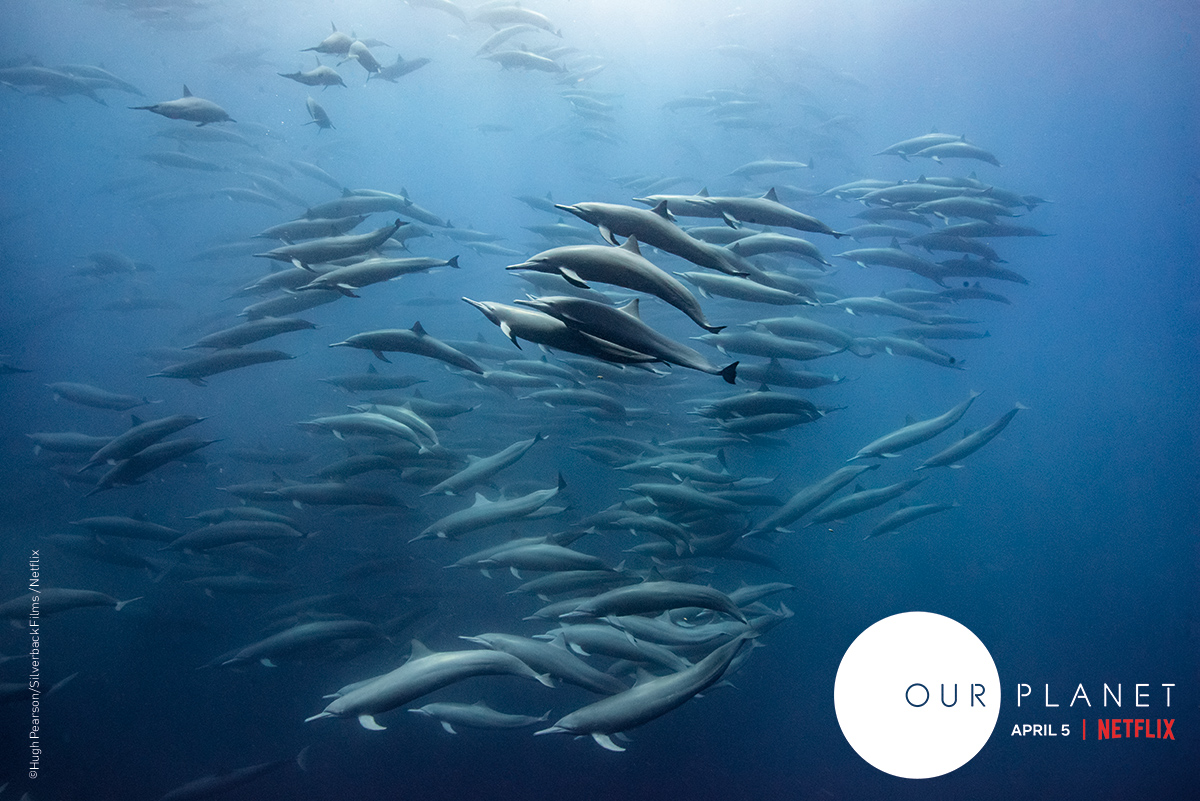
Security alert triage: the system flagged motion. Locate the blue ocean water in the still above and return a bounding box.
[1,1,1197,798]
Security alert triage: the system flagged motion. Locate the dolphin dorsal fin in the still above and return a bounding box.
[650,200,672,220]
[891,237,901,249]
[762,187,779,202]
[131,414,144,428]
[620,235,642,256]
[182,85,192,97]
[407,640,433,660]
[617,298,641,319]
[367,364,378,374]
[471,492,492,507]
[331,21,338,31]
[905,414,917,426]
[697,187,710,197]
[411,321,427,336]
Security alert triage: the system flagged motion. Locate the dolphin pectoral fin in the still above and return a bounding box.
[372,350,392,363]
[558,267,590,288]
[592,733,626,752]
[721,212,741,229]
[260,658,277,667]
[358,715,387,730]
[535,672,557,688]
[499,322,522,349]
[114,597,143,611]
[599,225,619,245]
[441,721,457,734]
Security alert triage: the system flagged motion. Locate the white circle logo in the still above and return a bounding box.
[834,611,1001,779]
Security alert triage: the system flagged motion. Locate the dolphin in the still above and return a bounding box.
[155,754,299,800]
[414,475,567,540]
[874,132,964,160]
[728,158,813,177]
[344,40,382,78]
[330,322,484,373]
[516,296,738,383]
[131,85,233,126]
[851,391,982,461]
[304,96,334,129]
[555,201,748,276]
[746,464,880,537]
[375,54,431,82]
[46,382,156,411]
[279,65,346,88]
[239,290,342,320]
[861,335,965,369]
[0,588,142,618]
[407,0,469,25]
[462,298,660,364]
[69,516,180,543]
[165,520,306,552]
[869,502,960,538]
[184,318,316,350]
[807,478,926,526]
[507,237,723,332]
[677,271,815,305]
[254,220,403,270]
[635,188,843,238]
[87,438,218,495]
[462,633,629,694]
[296,255,458,296]
[79,414,205,472]
[916,403,1028,470]
[148,349,294,386]
[302,23,354,56]
[253,214,364,242]
[409,702,549,733]
[305,641,554,729]
[424,433,544,496]
[473,5,560,35]
[535,634,751,751]
[540,625,691,671]
[221,620,380,667]
[561,580,748,622]
[912,141,1002,167]
[268,482,405,508]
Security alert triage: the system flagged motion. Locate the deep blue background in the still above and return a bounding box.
[1,1,1197,798]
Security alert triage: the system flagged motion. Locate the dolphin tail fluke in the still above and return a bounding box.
[719,362,738,385]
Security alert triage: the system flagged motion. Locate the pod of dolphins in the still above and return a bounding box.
[3,2,1046,798]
